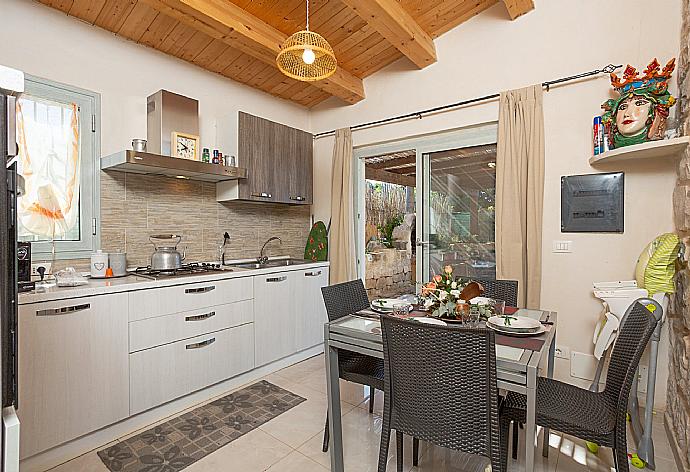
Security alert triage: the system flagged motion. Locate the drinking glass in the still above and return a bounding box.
[393,304,412,317]
[493,299,506,318]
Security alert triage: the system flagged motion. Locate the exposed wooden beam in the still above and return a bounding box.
[141,0,365,104]
[501,0,534,20]
[340,0,436,69]
[365,167,416,187]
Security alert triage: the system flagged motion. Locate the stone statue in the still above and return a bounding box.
[601,58,676,149]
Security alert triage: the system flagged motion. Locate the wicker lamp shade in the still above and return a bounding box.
[277,30,337,82]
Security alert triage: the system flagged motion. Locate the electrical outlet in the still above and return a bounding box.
[552,240,573,253]
[31,262,52,277]
[554,345,570,359]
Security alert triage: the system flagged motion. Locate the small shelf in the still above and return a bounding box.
[589,136,689,166]
[101,150,247,183]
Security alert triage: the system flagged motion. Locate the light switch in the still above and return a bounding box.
[552,240,572,253]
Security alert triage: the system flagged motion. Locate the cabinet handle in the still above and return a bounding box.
[185,337,216,350]
[185,285,216,294]
[37,303,90,316]
[305,271,322,277]
[185,311,216,322]
[290,196,306,202]
[251,192,272,198]
[266,276,287,283]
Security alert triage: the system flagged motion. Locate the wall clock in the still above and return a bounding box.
[171,131,199,160]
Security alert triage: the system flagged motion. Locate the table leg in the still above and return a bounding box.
[325,333,344,472]
[543,330,556,458]
[525,363,537,472]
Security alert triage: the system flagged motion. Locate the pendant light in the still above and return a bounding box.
[276,0,337,82]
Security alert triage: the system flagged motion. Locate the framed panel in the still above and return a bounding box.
[561,172,624,233]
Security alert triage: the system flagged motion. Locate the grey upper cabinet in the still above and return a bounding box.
[237,112,313,205]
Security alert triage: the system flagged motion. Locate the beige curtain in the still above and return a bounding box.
[329,128,356,284]
[495,85,545,309]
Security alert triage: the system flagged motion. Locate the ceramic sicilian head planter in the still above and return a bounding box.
[601,58,676,149]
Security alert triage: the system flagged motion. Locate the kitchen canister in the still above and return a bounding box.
[132,139,147,152]
[109,252,128,277]
[90,250,109,278]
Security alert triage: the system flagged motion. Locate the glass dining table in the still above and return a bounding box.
[324,308,557,472]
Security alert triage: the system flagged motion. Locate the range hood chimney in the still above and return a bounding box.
[146,90,199,156]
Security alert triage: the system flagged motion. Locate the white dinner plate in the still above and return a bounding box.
[370,298,405,312]
[487,315,542,331]
[468,296,494,305]
[487,323,546,337]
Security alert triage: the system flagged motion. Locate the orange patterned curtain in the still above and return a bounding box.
[16,97,81,239]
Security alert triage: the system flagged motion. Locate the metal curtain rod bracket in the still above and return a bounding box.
[313,63,622,139]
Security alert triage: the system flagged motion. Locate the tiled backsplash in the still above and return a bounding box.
[58,171,311,271]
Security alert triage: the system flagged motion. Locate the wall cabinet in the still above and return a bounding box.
[18,294,129,458]
[220,112,313,204]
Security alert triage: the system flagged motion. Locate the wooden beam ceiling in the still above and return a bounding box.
[37,0,534,107]
[501,0,534,20]
[141,0,365,104]
[339,0,436,68]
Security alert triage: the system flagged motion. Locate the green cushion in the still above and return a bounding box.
[305,221,328,262]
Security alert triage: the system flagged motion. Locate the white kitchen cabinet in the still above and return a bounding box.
[293,267,329,352]
[129,300,253,353]
[18,294,129,458]
[128,276,253,322]
[130,323,254,414]
[253,272,297,366]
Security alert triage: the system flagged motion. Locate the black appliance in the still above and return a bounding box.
[1,65,22,471]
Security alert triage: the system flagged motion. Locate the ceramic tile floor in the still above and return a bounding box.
[49,354,680,472]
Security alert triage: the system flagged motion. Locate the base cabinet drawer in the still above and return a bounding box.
[129,323,255,414]
[19,294,129,459]
[129,276,254,322]
[129,300,254,352]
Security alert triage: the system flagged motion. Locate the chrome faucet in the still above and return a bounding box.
[220,232,231,266]
[258,236,281,264]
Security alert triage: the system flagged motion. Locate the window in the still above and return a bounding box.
[16,77,100,258]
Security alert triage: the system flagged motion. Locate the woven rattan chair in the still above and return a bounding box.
[321,279,384,452]
[378,315,503,472]
[474,278,519,307]
[499,299,661,472]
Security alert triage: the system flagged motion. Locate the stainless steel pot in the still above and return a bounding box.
[150,234,186,270]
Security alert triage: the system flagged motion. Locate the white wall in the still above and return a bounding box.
[0,0,311,157]
[311,0,680,407]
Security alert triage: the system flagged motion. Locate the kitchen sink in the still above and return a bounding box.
[230,258,314,270]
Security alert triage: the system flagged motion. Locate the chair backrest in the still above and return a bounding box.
[475,278,519,307]
[603,299,660,413]
[321,279,370,322]
[380,315,501,467]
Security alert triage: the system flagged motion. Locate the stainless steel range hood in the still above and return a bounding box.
[100,89,247,182]
[101,150,247,183]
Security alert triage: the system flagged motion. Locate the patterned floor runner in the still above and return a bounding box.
[97,380,306,471]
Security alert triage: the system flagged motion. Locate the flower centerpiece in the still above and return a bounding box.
[420,265,495,321]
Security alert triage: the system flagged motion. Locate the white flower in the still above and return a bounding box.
[451,281,457,289]
[438,291,447,301]
[450,289,461,298]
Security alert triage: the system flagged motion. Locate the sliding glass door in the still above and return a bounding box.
[418,144,497,282]
[354,123,497,297]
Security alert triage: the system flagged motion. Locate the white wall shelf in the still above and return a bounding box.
[588,136,689,166]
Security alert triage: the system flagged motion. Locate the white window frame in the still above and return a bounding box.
[20,76,101,259]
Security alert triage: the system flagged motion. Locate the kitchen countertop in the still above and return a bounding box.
[19,259,330,305]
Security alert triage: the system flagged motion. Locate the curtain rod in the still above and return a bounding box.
[312,63,622,139]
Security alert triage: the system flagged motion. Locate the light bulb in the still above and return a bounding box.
[302,48,316,65]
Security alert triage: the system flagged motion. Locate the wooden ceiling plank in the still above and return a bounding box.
[191,39,229,67]
[67,0,108,23]
[340,0,436,68]
[158,21,198,54]
[117,2,160,42]
[94,0,137,31]
[138,10,179,47]
[502,0,534,20]
[141,0,365,103]
[423,0,497,38]
[177,30,214,62]
[206,46,244,73]
[39,0,74,11]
